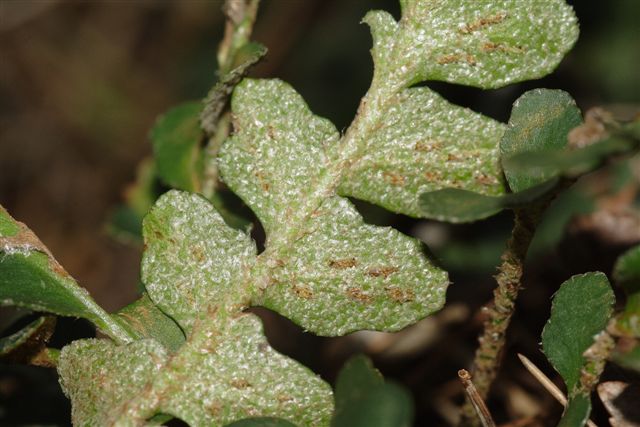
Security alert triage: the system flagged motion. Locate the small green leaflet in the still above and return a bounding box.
[500,89,583,192]
[612,245,640,337]
[542,272,614,393]
[331,355,413,427]
[0,316,56,366]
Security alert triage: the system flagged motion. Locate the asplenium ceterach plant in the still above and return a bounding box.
[0,0,585,425]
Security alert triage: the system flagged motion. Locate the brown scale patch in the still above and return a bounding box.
[424,171,443,182]
[267,125,276,139]
[292,284,313,299]
[459,12,507,34]
[346,287,373,303]
[414,140,442,152]
[385,286,415,303]
[382,171,406,186]
[328,258,358,269]
[254,171,270,192]
[447,153,465,162]
[277,394,293,403]
[475,173,498,186]
[206,401,222,416]
[481,41,525,54]
[366,266,399,278]
[229,378,252,389]
[437,53,477,66]
[274,259,285,267]
[190,245,206,262]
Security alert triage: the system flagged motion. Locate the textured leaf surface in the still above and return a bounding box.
[142,191,256,332]
[0,208,133,343]
[152,102,203,192]
[219,79,339,235]
[114,312,333,426]
[0,207,19,237]
[58,338,168,426]
[501,89,582,192]
[259,196,447,336]
[557,395,591,427]
[226,418,298,427]
[542,273,615,392]
[419,178,558,223]
[115,293,186,352]
[331,355,413,427]
[369,0,578,89]
[220,80,447,335]
[339,87,506,217]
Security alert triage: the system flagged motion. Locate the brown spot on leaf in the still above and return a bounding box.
[383,171,406,186]
[385,286,415,303]
[254,171,270,192]
[277,394,293,403]
[366,266,399,278]
[474,173,498,186]
[414,140,442,152]
[206,401,222,416]
[230,378,252,389]
[267,125,276,139]
[437,53,477,66]
[346,287,373,303]
[190,245,206,262]
[328,258,358,269]
[292,284,313,299]
[481,42,524,54]
[459,12,507,34]
[424,171,443,182]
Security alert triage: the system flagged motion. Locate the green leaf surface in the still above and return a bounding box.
[58,338,168,426]
[142,191,256,333]
[225,417,298,427]
[500,89,583,192]
[0,209,133,344]
[338,87,506,218]
[419,178,558,223]
[114,293,185,352]
[0,316,56,365]
[331,355,413,427]
[613,244,640,294]
[0,207,19,237]
[151,102,203,192]
[613,245,640,337]
[220,80,447,335]
[112,312,333,426]
[542,272,615,392]
[368,0,578,89]
[557,394,591,427]
[219,79,340,236]
[258,196,447,336]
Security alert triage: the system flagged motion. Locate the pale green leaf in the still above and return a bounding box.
[557,394,591,427]
[500,89,583,192]
[0,206,19,237]
[152,102,203,192]
[339,87,506,217]
[258,196,447,336]
[612,245,640,337]
[141,191,256,333]
[331,355,413,427]
[219,79,339,235]
[373,0,579,89]
[0,207,134,344]
[114,293,186,353]
[113,312,333,427]
[58,338,168,426]
[542,272,615,392]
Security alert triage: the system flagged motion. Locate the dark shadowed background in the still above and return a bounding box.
[1,0,639,425]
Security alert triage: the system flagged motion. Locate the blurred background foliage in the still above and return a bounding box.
[0,0,638,425]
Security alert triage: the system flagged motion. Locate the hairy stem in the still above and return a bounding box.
[460,201,548,426]
[201,0,261,198]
